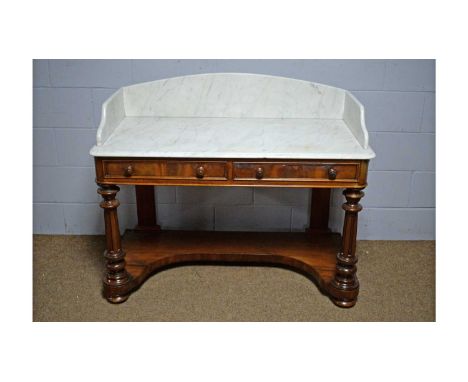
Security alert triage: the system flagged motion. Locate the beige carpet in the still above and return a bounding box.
[33,235,435,321]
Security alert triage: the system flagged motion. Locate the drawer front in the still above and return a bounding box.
[103,160,228,180]
[164,161,228,180]
[233,162,359,182]
[104,160,164,178]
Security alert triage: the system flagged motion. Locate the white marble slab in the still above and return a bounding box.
[91,73,375,159]
[123,73,345,120]
[90,117,375,159]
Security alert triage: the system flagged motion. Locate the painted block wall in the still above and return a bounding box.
[33,59,435,239]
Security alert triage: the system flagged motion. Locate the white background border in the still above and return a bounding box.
[1,1,465,381]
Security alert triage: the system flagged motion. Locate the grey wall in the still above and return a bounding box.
[33,59,435,239]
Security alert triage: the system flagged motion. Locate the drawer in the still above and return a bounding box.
[164,161,228,180]
[233,162,359,182]
[104,160,164,178]
[103,160,228,180]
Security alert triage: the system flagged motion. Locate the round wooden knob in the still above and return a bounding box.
[328,168,337,180]
[255,167,264,179]
[124,165,133,177]
[196,166,205,179]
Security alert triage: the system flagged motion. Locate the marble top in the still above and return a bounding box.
[90,116,374,159]
[90,73,375,160]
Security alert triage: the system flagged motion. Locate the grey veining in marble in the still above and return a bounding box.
[91,117,374,159]
[91,73,375,159]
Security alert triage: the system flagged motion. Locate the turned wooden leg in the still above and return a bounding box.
[330,188,364,308]
[97,184,132,303]
[135,185,161,231]
[306,188,331,235]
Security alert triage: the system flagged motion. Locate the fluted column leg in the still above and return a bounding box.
[97,184,132,303]
[330,188,364,308]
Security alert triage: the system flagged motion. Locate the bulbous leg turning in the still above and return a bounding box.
[102,248,131,303]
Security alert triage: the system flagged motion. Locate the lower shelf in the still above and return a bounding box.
[119,230,343,302]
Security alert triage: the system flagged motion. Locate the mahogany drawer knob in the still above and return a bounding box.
[196,166,205,179]
[255,167,264,179]
[124,165,133,177]
[328,167,337,180]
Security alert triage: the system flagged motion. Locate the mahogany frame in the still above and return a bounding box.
[95,157,368,308]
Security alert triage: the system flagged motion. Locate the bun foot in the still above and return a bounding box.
[331,298,357,308]
[106,294,130,304]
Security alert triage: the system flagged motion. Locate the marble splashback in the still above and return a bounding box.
[343,91,369,149]
[123,73,346,119]
[96,88,125,145]
[93,73,371,154]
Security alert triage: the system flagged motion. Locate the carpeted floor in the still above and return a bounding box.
[33,235,435,321]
